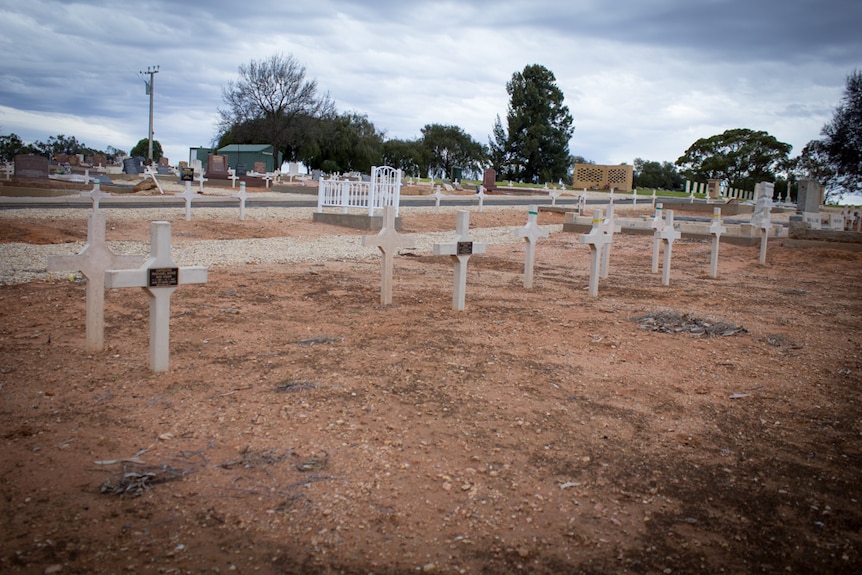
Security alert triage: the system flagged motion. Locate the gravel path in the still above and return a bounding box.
[0,206,563,285]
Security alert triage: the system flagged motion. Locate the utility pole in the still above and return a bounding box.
[139,65,160,162]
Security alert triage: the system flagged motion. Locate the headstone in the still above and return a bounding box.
[13,155,49,179]
[828,213,845,231]
[158,157,170,167]
[105,221,208,372]
[47,212,143,352]
[708,207,726,278]
[515,205,549,289]
[578,209,613,297]
[253,161,266,174]
[206,154,229,178]
[656,209,681,286]
[750,182,774,228]
[796,179,823,214]
[92,154,107,169]
[482,168,497,192]
[707,179,721,200]
[362,206,415,305]
[803,212,822,230]
[432,210,486,310]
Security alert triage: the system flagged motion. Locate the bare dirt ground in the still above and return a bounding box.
[1,203,861,574]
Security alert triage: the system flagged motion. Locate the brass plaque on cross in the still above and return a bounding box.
[148,267,179,287]
[456,242,473,255]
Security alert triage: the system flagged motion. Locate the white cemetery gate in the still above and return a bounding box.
[317,166,402,216]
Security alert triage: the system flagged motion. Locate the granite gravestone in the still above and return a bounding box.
[13,155,49,179]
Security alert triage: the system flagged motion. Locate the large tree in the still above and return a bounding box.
[306,112,384,174]
[218,53,335,163]
[420,124,486,180]
[382,138,428,178]
[797,70,862,194]
[633,158,683,190]
[675,128,792,190]
[503,64,574,184]
[130,137,162,161]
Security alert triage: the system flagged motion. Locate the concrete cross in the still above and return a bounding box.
[47,211,143,352]
[578,209,613,297]
[434,185,444,214]
[708,207,727,278]
[650,203,665,274]
[105,221,207,372]
[514,204,549,289]
[144,165,165,194]
[233,181,248,220]
[196,170,207,192]
[362,205,415,305]
[657,209,682,286]
[175,181,198,221]
[599,204,621,279]
[476,185,486,212]
[432,210,486,310]
[80,181,111,211]
[227,167,240,188]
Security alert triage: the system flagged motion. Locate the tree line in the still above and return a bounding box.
[216,54,577,184]
[3,54,858,197]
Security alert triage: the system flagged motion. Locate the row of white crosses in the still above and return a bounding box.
[364,206,555,310]
[47,192,207,371]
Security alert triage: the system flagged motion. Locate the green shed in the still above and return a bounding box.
[217,144,282,173]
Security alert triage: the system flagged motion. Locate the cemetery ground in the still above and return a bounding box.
[1,196,861,574]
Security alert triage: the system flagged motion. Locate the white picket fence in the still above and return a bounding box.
[317,165,402,216]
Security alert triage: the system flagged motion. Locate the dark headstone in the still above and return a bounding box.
[13,155,49,179]
[482,168,497,191]
[123,157,144,174]
[206,154,229,175]
[236,163,247,177]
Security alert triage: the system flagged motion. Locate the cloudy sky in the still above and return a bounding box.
[1,0,859,168]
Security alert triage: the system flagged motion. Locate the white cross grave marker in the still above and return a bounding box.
[47,211,143,352]
[434,185,444,214]
[709,207,726,278]
[476,185,486,212]
[657,209,682,286]
[549,189,561,206]
[105,221,207,372]
[650,203,665,274]
[144,165,165,194]
[362,205,415,305]
[80,181,111,211]
[578,209,613,297]
[514,204,549,289]
[432,210,486,310]
[227,167,240,188]
[176,181,198,221]
[196,170,207,192]
[234,181,248,221]
[600,204,621,279]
